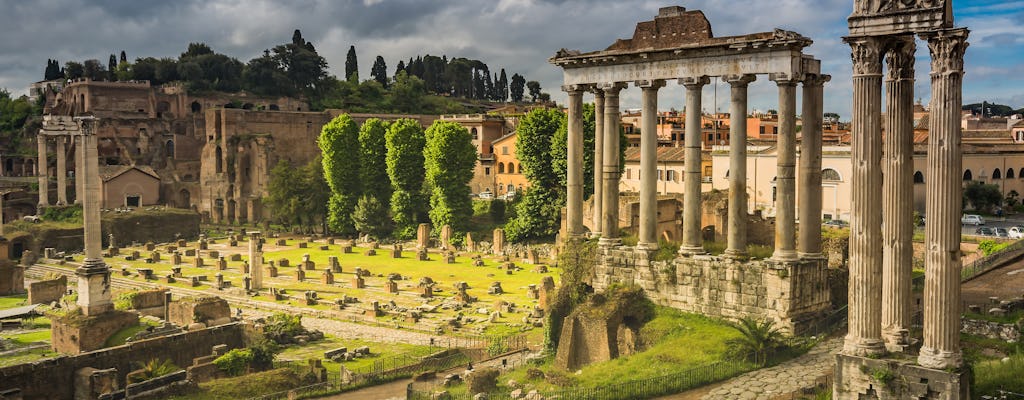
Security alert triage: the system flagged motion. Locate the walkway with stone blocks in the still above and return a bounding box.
[698,337,842,400]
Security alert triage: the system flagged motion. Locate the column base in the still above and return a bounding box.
[598,237,622,248]
[76,258,112,316]
[882,327,912,353]
[636,241,658,252]
[798,252,825,260]
[723,248,748,260]
[56,200,67,206]
[590,232,602,239]
[834,353,970,400]
[677,245,706,256]
[918,346,963,370]
[771,249,799,262]
[842,335,886,357]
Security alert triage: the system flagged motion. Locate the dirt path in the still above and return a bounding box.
[962,256,1024,306]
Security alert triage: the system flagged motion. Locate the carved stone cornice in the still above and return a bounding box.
[679,76,710,90]
[845,36,885,76]
[561,84,589,94]
[885,36,916,81]
[921,28,969,76]
[588,84,605,97]
[769,73,800,86]
[723,74,757,88]
[596,82,628,95]
[634,79,666,90]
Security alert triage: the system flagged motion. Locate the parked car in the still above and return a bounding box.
[477,191,494,199]
[1010,226,1024,239]
[823,220,848,228]
[995,227,1010,238]
[975,227,994,236]
[961,214,985,225]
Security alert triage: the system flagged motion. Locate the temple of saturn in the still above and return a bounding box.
[36,119,85,208]
[834,0,970,398]
[551,7,831,332]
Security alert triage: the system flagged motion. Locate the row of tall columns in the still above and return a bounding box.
[881,35,916,351]
[842,28,969,370]
[36,135,78,207]
[918,28,970,370]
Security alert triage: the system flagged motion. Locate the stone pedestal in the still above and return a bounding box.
[833,354,969,400]
[76,259,112,316]
[492,228,505,254]
[417,223,430,249]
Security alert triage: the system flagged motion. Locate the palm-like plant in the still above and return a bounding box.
[726,317,786,366]
[130,359,179,383]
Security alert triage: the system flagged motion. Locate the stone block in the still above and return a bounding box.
[298,242,307,249]
[351,276,365,289]
[364,249,376,256]
[145,242,156,251]
[276,239,288,246]
[385,280,398,293]
[267,266,278,277]
[185,249,196,257]
[229,254,241,262]
[322,271,335,285]
[296,269,306,281]
[342,245,353,254]
[51,310,138,354]
[28,275,66,305]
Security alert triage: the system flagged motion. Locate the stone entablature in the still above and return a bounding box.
[591,247,830,333]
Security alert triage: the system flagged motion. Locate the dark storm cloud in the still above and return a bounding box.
[1,0,1020,118]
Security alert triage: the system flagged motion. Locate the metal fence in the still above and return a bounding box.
[794,305,848,337]
[962,239,1024,281]
[982,390,1024,400]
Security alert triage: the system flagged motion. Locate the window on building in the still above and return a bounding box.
[772,186,777,202]
[759,126,765,135]
[707,134,713,142]
[667,170,676,181]
[704,166,712,177]
[913,171,924,183]
[993,168,1002,179]
[658,170,663,181]
[126,195,141,207]
[502,146,508,155]
[1008,168,1016,179]
[626,169,631,179]
[498,163,505,174]
[471,127,478,140]
[822,168,841,181]
[485,167,490,175]
[963,169,973,181]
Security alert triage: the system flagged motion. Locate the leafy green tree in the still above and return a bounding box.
[108,54,117,80]
[725,317,786,365]
[526,80,542,102]
[964,181,1002,212]
[115,61,132,81]
[64,61,84,79]
[551,103,597,199]
[300,157,330,233]
[266,160,303,229]
[424,120,476,233]
[83,59,106,80]
[498,69,508,102]
[345,45,359,82]
[505,108,565,241]
[319,114,361,235]
[359,118,391,209]
[353,194,390,237]
[0,90,35,134]
[44,59,62,80]
[510,73,526,102]
[388,71,426,113]
[371,55,388,88]
[386,119,427,238]
[120,50,127,64]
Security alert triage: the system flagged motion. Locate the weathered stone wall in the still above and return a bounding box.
[51,310,139,354]
[833,353,970,400]
[168,297,231,327]
[0,260,25,295]
[962,318,1021,342]
[10,210,200,255]
[27,275,66,305]
[0,323,247,400]
[591,247,830,332]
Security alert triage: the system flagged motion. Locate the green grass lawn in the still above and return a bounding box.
[1,329,51,346]
[496,307,747,392]
[0,295,28,310]
[974,351,1024,396]
[276,333,436,376]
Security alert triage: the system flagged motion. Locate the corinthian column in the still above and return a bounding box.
[599,82,627,246]
[918,28,969,370]
[56,137,67,205]
[882,35,916,351]
[591,88,605,238]
[724,74,756,259]
[37,135,49,207]
[771,75,799,261]
[799,74,829,257]
[563,85,587,237]
[637,80,665,250]
[76,118,112,316]
[679,76,710,256]
[843,36,886,356]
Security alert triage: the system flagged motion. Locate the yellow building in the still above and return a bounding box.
[491,132,528,197]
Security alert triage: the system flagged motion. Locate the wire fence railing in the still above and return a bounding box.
[962,239,1024,281]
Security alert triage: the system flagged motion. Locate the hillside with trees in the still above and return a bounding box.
[40,29,549,115]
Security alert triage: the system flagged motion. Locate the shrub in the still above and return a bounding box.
[213,348,253,376]
[262,312,305,344]
[130,359,180,383]
[978,240,1010,256]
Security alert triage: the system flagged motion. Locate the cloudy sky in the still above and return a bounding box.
[0,0,1020,119]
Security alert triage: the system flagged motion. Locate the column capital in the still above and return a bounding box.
[634,79,666,90]
[561,84,589,94]
[844,36,885,76]
[768,73,800,86]
[723,74,756,87]
[921,28,970,76]
[596,82,628,95]
[885,36,916,81]
[802,73,831,88]
[679,76,710,89]
[588,85,605,97]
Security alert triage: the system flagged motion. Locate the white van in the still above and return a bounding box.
[961,214,985,225]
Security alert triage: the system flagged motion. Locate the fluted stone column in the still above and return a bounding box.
[724,74,756,259]
[637,79,665,250]
[37,135,49,207]
[599,82,626,246]
[843,36,885,356]
[680,76,710,256]
[56,137,67,205]
[919,28,969,370]
[0,191,5,236]
[772,76,799,261]
[881,36,916,351]
[76,120,112,316]
[75,135,84,204]
[799,74,829,257]
[591,89,605,238]
[564,85,586,237]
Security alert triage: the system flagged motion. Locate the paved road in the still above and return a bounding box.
[959,214,1024,238]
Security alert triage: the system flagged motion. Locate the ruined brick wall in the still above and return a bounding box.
[51,310,139,354]
[592,248,831,332]
[0,260,25,295]
[27,275,66,304]
[0,323,246,400]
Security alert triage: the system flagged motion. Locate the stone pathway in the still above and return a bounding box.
[697,337,842,400]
